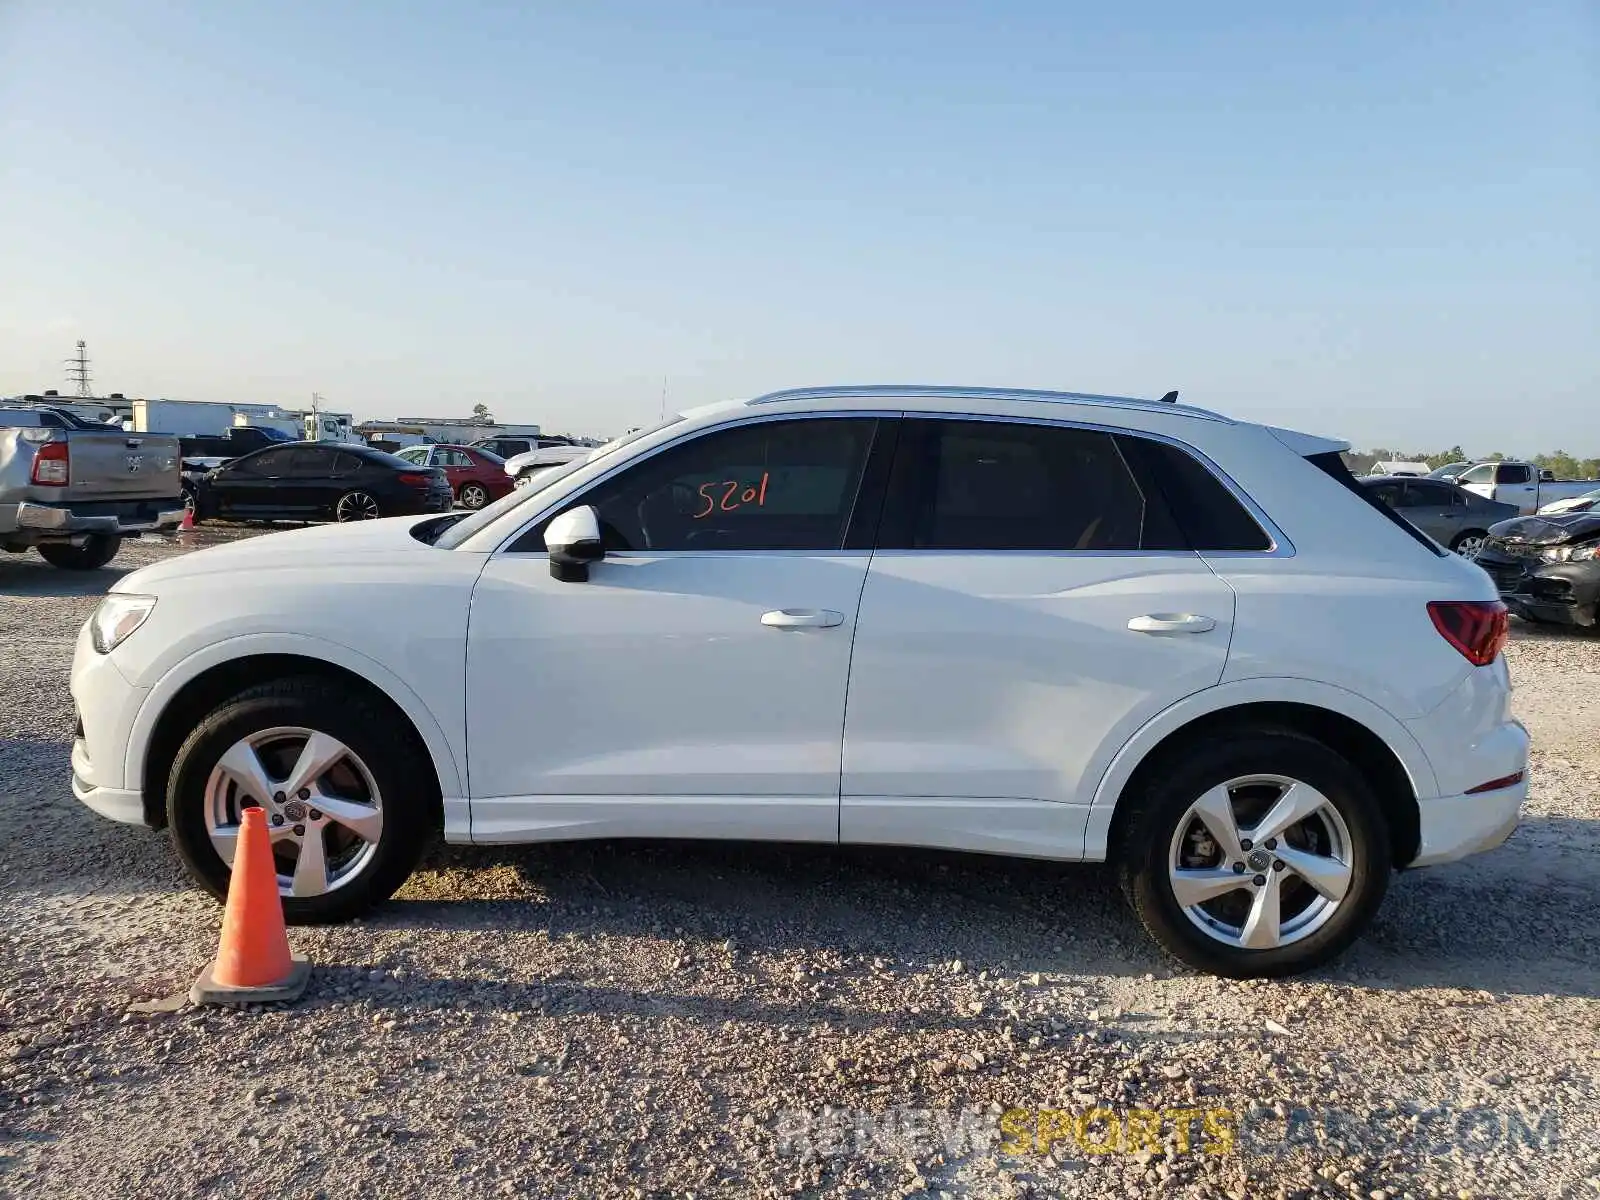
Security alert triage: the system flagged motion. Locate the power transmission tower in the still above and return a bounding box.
[66,340,93,397]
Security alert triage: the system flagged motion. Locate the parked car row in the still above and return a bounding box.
[187,442,453,524]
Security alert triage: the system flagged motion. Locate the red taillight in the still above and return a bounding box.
[396,472,430,487]
[1465,771,1524,795]
[31,440,69,486]
[1428,601,1509,667]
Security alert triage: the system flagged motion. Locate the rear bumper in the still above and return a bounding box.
[9,498,185,538]
[1408,777,1527,867]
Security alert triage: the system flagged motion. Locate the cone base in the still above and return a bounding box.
[190,955,311,1007]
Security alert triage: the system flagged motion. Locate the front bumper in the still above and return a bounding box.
[12,498,185,537]
[1477,553,1600,627]
[69,619,155,826]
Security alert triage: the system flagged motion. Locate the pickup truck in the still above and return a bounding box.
[1,406,184,569]
[1457,460,1600,516]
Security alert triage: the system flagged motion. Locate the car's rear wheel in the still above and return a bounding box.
[459,482,490,509]
[1450,530,1488,559]
[335,490,381,522]
[167,678,436,923]
[1117,730,1390,978]
[37,534,121,571]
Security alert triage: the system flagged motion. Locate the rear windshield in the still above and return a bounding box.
[1310,452,1445,556]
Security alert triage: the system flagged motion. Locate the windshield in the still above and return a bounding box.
[432,415,683,550]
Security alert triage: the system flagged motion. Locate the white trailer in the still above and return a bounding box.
[131,398,285,436]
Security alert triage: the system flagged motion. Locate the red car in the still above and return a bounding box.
[393,444,513,509]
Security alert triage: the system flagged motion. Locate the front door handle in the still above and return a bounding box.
[761,609,844,629]
[1128,613,1218,635]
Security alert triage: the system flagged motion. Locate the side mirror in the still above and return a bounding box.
[545,505,604,582]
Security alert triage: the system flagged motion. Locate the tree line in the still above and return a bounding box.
[1343,446,1600,479]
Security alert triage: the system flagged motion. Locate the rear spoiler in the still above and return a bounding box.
[1265,426,1351,457]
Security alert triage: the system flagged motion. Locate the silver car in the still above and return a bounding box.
[1361,475,1520,558]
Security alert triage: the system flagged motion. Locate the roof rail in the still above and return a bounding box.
[745,384,1226,421]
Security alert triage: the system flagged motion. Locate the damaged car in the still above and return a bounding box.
[1475,513,1600,629]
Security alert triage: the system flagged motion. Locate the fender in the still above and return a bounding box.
[124,631,468,831]
[1079,675,1438,861]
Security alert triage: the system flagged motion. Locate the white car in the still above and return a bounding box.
[70,385,1528,977]
[503,444,589,488]
[1536,487,1600,516]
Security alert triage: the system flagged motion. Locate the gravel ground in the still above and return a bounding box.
[2,532,1597,1200]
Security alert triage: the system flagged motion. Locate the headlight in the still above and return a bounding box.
[90,594,157,654]
[1540,543,1600,564]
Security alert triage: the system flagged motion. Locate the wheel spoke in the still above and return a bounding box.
[291,828,330,896]
[1170,867,1246,908]
[314,794,383,844]
[1276,845,1352,902]
[1240,872,1283,949]
[215,741,278,807]
[1247,781,1330,847]
[210,820,298,865]
[281,731,352,799]
[1190,784,1245,861]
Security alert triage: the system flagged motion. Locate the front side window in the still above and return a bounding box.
[569,418,877,552]
[1459,463,1494,485]
[233,447,296,477]
[882,420,1152,551]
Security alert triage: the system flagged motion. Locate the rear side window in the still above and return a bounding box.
[1306,452,1445,557]
[1116,436,1272,551]
[879,420,1156,551]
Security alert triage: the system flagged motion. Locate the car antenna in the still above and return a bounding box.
[1158,390,1179,404]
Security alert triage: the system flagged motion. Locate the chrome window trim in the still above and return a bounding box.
[491,409,903,555]
[490,406,1293,559]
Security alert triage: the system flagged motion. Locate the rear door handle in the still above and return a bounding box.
[1128,613,1217,635]
[761,609,844,629]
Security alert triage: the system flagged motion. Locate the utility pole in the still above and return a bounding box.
[65,340,93,397]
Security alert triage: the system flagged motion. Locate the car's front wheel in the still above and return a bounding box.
[166,678,436,923]
[1117,730,1390,978]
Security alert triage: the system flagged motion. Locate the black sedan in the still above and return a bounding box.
[191,443,454,524]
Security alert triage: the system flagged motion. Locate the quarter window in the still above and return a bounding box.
[565,418,877,552]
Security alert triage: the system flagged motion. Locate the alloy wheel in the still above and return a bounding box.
[336,491,381,521]
[1454,534,1486,560]
[1167,774,1354,951]
[202,726,385,898]
[460,483,489,509]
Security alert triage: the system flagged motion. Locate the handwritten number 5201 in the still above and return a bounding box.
[694,472,770,519]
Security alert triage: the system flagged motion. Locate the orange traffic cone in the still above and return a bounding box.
[190,807,311,1006]
[179,506,195,531]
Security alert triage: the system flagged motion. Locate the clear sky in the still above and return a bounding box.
[2,2,1595,451]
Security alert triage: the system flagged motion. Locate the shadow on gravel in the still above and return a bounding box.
[380,820,1600,1000]
[0,560,131,597]
[1508,619,1600,644]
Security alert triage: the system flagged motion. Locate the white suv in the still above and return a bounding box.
[70,385,1527,977]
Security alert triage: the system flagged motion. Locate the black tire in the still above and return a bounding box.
[166,677,437,924]
[1116,729,1391,978]
[36,534,121,571]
